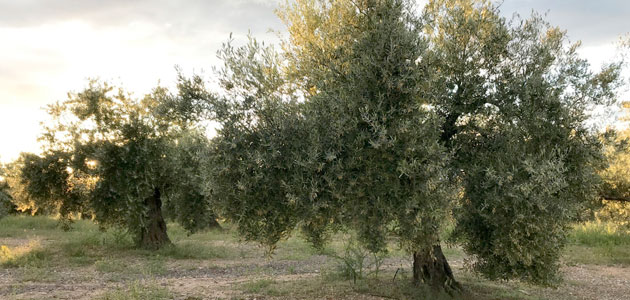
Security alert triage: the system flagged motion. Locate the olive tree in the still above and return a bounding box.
[285,0,458,287]
[209,0,621,291]
[1,156,53,215]
[423,0,621,285]
[209,0,456,289]
[598,101,630,230]
[20,75,218,249]
[599,131,630,231]
[597,36,630,229]
[0,164,14,218]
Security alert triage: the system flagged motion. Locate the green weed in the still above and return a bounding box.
[19,266,59,283]
[569,221,630,247]
[239,278,287,296]
[98,281,172,300]
[150,241,232,260]
[1,241,51,268]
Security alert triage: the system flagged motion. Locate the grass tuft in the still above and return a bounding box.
[239,278,287,297]
[1,216,630,299]
[149,241,232,260]
[1,241,51,268]
[564,221,630,266]
[569,221,630,247]
[97,281,172,300]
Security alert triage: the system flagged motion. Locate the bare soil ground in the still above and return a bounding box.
[1,219,629,300]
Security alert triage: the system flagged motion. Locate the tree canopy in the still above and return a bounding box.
[599,101,630,231]
[423,0,621,284]
[1,158,41,215]
[20,75,218,249]
[207,0,623,290]
[0,165,14,218]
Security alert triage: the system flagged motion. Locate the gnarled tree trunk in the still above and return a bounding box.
[139,188,171,250]
[413,244,461,294]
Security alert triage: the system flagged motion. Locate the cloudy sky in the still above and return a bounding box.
[0,0,629,162]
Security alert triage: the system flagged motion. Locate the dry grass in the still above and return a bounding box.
[0,215,628,300]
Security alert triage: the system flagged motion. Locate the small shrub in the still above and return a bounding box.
[330,237,387,283]
[108,228,133,247]
[0,245,15,262]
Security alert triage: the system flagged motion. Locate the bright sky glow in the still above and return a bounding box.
[0,0,628,163]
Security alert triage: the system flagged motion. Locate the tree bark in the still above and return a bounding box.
[413,244,461,294]
[440,112,461,147]
[139,188,171,250]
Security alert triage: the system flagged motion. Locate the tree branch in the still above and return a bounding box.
[602,195,630,203]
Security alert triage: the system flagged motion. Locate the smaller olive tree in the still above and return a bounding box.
[598,101,630,230]
[0,164,16,218]
[21,75,218,249]
[1,158,44,215]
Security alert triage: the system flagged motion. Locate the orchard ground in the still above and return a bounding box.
[0,216,628,300]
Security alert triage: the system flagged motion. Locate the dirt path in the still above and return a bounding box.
[555,265,630,300]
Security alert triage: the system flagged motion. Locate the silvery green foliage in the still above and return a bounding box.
[298,0,454,254]
[422,0,622,284]
[162,129,219,232]
[20,75,217,241]
[209,0,455,256]
[210,0,623,286]
[1,158,40,214]
[20,151,82,222]
[209,36,309,249]
[0,165,13,218]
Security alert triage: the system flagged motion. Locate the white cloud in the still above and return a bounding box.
[0,0,628,162]
[0,0,283,162]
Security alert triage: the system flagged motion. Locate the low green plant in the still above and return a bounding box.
[1,241,51,268]
[0,216,59,238]
[239,278,287,297]
[19,266,59,283]
[141,258,167,276]
[98,281,172,300]
[0,245,15,262]
[569,221,630,247]
[150,241,231,260]
[95,259,130,273]
[330,237,387,283]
